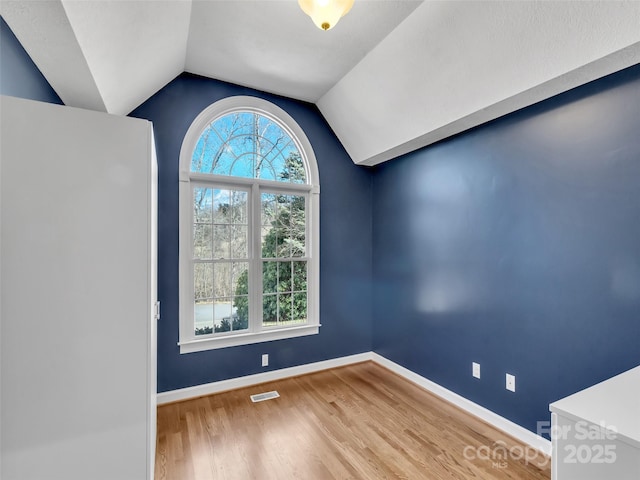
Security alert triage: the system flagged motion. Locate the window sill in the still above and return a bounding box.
[178,324,320,354]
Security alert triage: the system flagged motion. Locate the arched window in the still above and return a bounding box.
[178,97,320,353]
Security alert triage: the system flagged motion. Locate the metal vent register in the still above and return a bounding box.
[250,391,280,403]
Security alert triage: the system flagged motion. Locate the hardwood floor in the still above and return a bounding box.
[155,361,550,479]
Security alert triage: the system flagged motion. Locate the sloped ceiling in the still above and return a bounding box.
[2,0,639,166]
[320,1,640,165]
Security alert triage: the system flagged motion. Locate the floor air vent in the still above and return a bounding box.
[250,391,280,403]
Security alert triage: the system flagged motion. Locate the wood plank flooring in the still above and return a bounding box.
[155,361,551,479]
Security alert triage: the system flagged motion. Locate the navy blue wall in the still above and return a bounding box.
[131,74,373,392]
[0,16,62,104]
[372,64,640,435]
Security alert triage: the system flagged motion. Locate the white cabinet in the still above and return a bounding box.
[0,96,157,480]
[549,366,640,480]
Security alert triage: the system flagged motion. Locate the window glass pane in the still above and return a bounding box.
[259,114,280,139]
[225,132,253,159]
[275,195,289,228]
[261,227,275,259]
[261,193,306,259]
[211,297,248,333]
[231,226,248,258]
[222,112,254,138]
[279,293,293,324]
[214,262,232,298]
[261,193,276,225]
[213,225,230,259]
[194,301,214,335]
[231,190,248,224]
[191,111,306,184]
[275,195,292,257]
[233,262,249,327]
[263,294,277,326]
[191,127,224,174]
[193,224,212,259]
[293,292,307,323]
[232,262,249,300]
[211,149,236,177]
[213,189,230,224]
[282,151,306,184]
[230,153,254,179]
[291,196,306,257]
[265,148,306,185]
[194,262,213,300]
[290,195,306,256]
[193,187,213,223]
[277,261,292,292]
[194,262,214,335]
[293,261,307,291]
[266,153,286,183]
[276,240,291,259]
[257,157,278,181]
[262,261,277,294]
[261,193,277,258]
[213,298,233,333]
[232,296,249,331]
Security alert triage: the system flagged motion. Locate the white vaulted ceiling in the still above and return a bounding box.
[0,0,421,112]
[2,0,639,166]
[1,0,192,114]
[185,0,422,102]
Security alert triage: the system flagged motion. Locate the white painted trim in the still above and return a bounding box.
[178,324,320,354]
[370,353,552,456]
[157,352,374,404]
[157,351,552,456]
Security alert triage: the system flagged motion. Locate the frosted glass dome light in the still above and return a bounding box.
[298,0,355,31]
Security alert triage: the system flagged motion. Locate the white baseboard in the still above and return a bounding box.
[370,353,552,456]
[157,351,551,456]
[157,352,374,405]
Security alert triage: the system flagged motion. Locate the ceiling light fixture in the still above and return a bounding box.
[298,0,355,31]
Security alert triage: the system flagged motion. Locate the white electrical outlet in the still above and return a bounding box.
[262,354,269,367]
[506,373,516,392]
[472,362,481,379]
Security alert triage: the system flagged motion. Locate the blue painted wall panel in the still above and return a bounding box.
[0,16,62,104]
[372,64,640,435]
[131,74,373,392]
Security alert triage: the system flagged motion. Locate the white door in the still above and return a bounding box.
[1,95,157,480]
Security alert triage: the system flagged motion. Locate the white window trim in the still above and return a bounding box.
[178,96,320,353]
